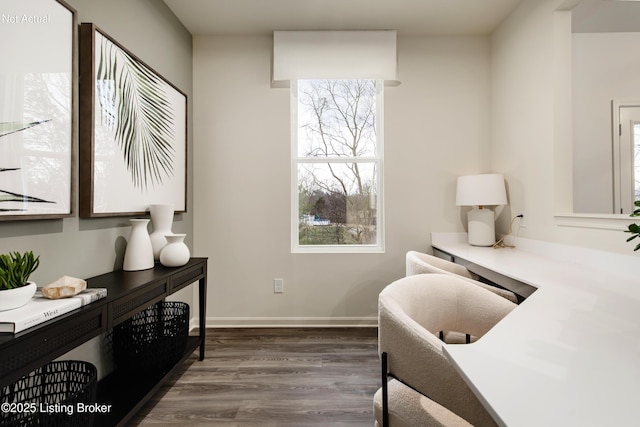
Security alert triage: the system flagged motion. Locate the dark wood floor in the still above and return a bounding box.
[131,328,380,426]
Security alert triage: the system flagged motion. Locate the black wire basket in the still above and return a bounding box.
[113,301,189,373]
[0,360,97,427]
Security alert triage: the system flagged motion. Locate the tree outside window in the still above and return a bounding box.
[292,79,383,252]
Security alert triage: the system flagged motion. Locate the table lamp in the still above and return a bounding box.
[456,174,507,246]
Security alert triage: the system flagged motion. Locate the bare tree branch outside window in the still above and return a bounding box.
[295,80,381,247]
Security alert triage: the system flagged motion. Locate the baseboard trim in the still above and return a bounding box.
[202,316,378,328]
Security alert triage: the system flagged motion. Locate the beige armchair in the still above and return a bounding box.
[374,273,516,427]
[373,379,472,427]
[406,251,517,344]
[406,251,517,304]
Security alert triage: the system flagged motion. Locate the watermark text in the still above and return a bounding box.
[2,14,50,24]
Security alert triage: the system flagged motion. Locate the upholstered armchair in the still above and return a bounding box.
[374,274,516,427]
[406,251,517,344]
[405,251,517,304]
[373,379,472,427]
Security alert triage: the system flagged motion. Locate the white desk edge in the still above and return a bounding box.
[431,232,640,427]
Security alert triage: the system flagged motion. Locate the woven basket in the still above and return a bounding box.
[0,360,97,427]
[113,301,189,372]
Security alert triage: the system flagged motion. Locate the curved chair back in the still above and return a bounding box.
[379,274,515,427]
[406,251,478,280]
[406,251,517,304]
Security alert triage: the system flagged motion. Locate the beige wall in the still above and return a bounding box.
[491,0,638,254]
[193,35,492,326]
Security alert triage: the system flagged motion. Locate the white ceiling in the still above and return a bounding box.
[163,0,524,36]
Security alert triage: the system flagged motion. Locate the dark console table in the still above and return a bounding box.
[0,257,207,427]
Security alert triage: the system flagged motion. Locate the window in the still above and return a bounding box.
[291,79,384,253]
[614,103,640,214]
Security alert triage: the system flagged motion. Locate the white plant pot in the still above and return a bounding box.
[0,282,37,311]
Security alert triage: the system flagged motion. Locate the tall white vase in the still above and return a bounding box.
[149,204,174,261]
[159,234,190,267]
[123,219,154,271]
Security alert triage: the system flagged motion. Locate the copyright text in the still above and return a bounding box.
[1,402,112,416]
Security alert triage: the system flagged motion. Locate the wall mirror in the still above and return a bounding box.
[571,0,640,215]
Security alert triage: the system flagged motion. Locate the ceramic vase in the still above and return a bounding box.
[159,234,190,267]
[0,282,37,311]
[123,219,154,271]
[149,204,175,261]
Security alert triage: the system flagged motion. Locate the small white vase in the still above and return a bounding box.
[123,219,154,271]
[159,234,190,267]
[149,204,174,261]
[0,282,37,311]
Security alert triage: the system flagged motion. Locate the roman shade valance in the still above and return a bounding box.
[272,30,399,87]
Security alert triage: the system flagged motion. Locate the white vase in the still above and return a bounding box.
[123,219,154,271]
[159,234,190,267]
[0,282,37,311]
[149,204,175,261]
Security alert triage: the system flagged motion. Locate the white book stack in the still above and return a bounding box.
[0,288,107,334]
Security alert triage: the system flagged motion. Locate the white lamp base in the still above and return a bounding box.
[467,207,496,246]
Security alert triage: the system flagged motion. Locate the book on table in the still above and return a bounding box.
[0,288,107,334]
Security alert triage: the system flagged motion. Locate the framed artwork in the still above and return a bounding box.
[0,0,76,220]
[79,23,187,217]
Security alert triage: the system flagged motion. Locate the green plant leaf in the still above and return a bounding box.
[0,251,40,290]
[627,223,640,233]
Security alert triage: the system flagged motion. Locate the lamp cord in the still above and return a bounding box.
[493,214,523,249]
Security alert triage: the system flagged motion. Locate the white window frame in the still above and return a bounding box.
[613,100,640,214]
[291,79,385,253]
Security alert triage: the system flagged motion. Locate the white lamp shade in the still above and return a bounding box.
[456,174,507,207]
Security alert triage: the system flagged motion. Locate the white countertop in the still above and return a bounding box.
[431,232,640,427]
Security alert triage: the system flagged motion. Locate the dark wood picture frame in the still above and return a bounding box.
[79,23,187,218]
[0,0,77,221]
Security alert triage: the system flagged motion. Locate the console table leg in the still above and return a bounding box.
[199,275,207,361]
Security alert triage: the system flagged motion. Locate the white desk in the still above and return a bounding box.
[431,232,640,427]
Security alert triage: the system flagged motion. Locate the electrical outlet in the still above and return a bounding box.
[516,211,526,228]
[273,278,284,293]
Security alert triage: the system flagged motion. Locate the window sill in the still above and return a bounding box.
[292,245,385,254]
[554,212,632,230]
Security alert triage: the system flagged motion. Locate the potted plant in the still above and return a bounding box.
[625,200,640,251]
[0,251,40,311]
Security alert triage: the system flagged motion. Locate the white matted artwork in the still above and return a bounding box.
[0,0,75,220]
[79,23,187,217]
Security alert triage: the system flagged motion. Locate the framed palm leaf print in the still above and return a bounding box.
[0,0,76,220]
[79,23,187,217]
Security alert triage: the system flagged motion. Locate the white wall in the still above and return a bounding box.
[193,35,492,326]
[572,32,640,214]
[491,0,558,236]
[491,0,640,255]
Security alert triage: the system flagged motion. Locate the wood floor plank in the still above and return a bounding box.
[131,328,380,426]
